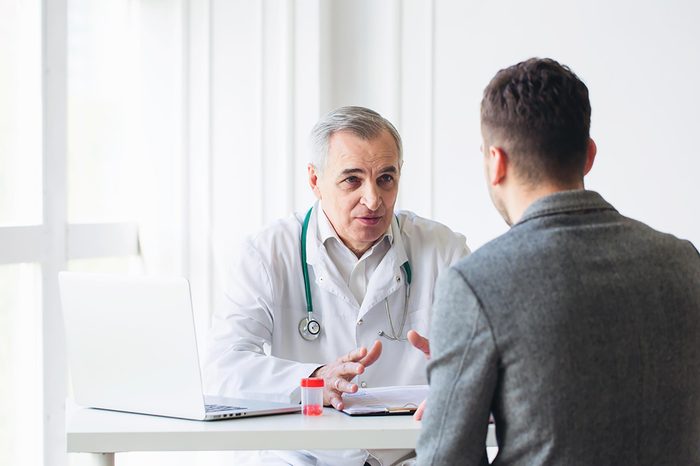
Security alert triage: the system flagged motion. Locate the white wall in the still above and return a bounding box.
[431,0,700,249]
[208,0,700,256]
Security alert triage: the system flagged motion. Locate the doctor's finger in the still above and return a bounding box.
[357,340,382,367]
[335,361,365,377]
[333,377,358,394]
[328,391,344,411]
[339,347,368,363]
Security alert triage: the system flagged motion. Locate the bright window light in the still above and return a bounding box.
[67,0,184,275]
[0,264,42,466]
[67,0,144,224]
[0,0,42,226]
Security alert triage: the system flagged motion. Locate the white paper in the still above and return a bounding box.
[341,385,428,415]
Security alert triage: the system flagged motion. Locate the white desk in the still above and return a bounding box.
[67,402,496,465]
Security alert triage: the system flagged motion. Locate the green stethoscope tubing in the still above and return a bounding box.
[301,208,314,315]
[299,207,412,340]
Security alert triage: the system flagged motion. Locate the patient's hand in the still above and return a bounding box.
[413,399,427,421]
[407,330,430,359]
[407,330,431,421]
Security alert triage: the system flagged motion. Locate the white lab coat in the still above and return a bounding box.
[204,203,469,465]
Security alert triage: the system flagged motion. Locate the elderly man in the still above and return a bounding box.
[416,58,700,465]
[206,106,469,465]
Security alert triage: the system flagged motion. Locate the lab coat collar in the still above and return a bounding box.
[304,203,411,314]
[357,215,409,317]
[389,212,409,268]
[303,202,356,307]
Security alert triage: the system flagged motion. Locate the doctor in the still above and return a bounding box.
[205,106,469,466]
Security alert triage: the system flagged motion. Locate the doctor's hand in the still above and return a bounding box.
[311,340,382,410]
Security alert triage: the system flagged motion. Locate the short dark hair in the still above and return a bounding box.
[481,58,591,185]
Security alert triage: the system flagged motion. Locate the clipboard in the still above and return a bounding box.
[340,385,427,416]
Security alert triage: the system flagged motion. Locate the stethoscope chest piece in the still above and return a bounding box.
[299,314,321,341]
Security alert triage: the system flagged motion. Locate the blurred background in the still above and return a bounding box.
[2,0,699,465]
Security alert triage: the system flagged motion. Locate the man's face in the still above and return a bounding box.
[309,129,401,256]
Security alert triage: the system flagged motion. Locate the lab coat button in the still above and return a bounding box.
[396,276,401,282]
[360,381,367,388]
[357,319,363,326]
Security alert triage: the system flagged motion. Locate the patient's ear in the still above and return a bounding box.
[487,146,508,186]
[583,138,597,176]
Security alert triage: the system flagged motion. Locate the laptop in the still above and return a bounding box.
[59,271,300,421]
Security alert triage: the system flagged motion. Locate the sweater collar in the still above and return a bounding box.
[516,189,617,225]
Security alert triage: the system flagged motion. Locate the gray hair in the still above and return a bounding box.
[309,106,403,173]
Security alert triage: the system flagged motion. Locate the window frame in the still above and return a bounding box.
[0,1,139,464]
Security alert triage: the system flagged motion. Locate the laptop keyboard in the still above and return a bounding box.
[205,403,245,413]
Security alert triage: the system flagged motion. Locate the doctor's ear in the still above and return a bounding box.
[308,164,322,199]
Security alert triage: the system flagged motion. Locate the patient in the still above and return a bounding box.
[416,57,700,465]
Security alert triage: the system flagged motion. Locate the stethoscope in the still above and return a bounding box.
[298,207,412,342]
